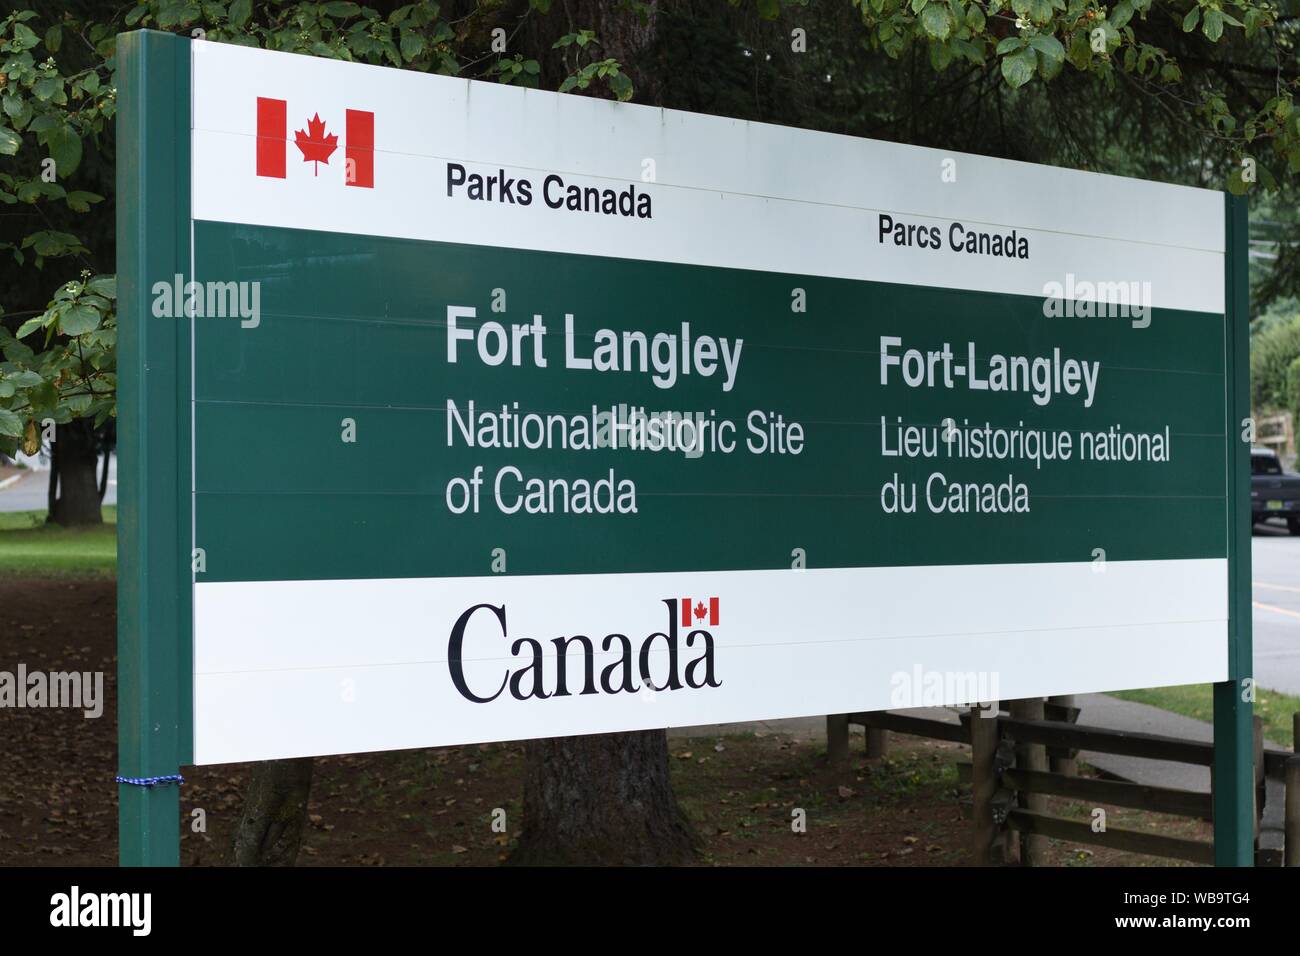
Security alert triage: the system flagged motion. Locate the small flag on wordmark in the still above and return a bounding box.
[681,597,720,628]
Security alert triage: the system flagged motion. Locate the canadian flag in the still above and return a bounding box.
[256,96,374,188]
[681,597,720,628]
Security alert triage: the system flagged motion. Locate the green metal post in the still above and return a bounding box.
[116,30,192,867]
[1213,193,1253,866]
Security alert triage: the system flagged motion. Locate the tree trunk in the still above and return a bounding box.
[48,419,102,526]
[98,440,110,501]
[232,758,315,866]
[510,729,699,866]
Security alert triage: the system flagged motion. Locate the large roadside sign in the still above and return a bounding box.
[116,30,1253,864]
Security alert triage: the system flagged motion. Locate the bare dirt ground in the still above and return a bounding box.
[0,576,1209,866]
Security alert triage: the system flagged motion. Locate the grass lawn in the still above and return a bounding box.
[0,506,117,576]
[1112,683,1300,748]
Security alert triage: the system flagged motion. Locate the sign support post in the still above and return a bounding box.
[1213,193,1254,867]
[116,29,192,867]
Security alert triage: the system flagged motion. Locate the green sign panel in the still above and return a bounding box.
[115,31,1254,866]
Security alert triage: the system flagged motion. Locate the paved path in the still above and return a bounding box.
[1252,526,1300,695]
[0,455,116,513]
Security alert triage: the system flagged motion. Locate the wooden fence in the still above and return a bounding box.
[827,703,1300,866]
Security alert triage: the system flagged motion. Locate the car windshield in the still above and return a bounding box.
[1253,455,1283,475]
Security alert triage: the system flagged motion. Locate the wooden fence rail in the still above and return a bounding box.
[830,704,1299,866]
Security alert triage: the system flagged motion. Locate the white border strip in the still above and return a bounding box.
[190,42,1226,313]
[193,559,1226,764]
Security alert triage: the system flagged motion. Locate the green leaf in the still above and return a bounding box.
[228,0,252,28]
[32,76,63,102]
[1066,29,1091,68]
[952,36,986,65]
[86,275,116,299]
[15,315,45,338]
[4,339,35,365]
[0,126,19,156]
[1001,45,1037,87]
[399,31,423,61]
[1202,7,1223,41]
[930,37,954,70]
[608,71,633,101]
[65,190,103,213]
[1029,33,1065,65]
[995,36,1025,54]
[324,0,362,16]
[1028,0,1053,23]
[59,304,101,335]
[921,4,951,38]
[12,23,39,51]
[46,125,82,176]
[0,407,23,439]
[1109,0,1133,29]
[1226,164,1249,195]
[5,370,42,387]
[1038,47,1065,79]
[1182,5,1201,31]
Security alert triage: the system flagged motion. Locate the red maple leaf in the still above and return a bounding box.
[694,601,707,622]
[294,113,338,176]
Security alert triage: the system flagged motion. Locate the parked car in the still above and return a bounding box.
[1251,447,1300,533]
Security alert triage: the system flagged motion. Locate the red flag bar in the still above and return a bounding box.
[256,96,286,178]
[346,108,374,188]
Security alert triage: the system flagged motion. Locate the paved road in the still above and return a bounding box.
[1251,521,1300,695]
[0,455,116,512]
